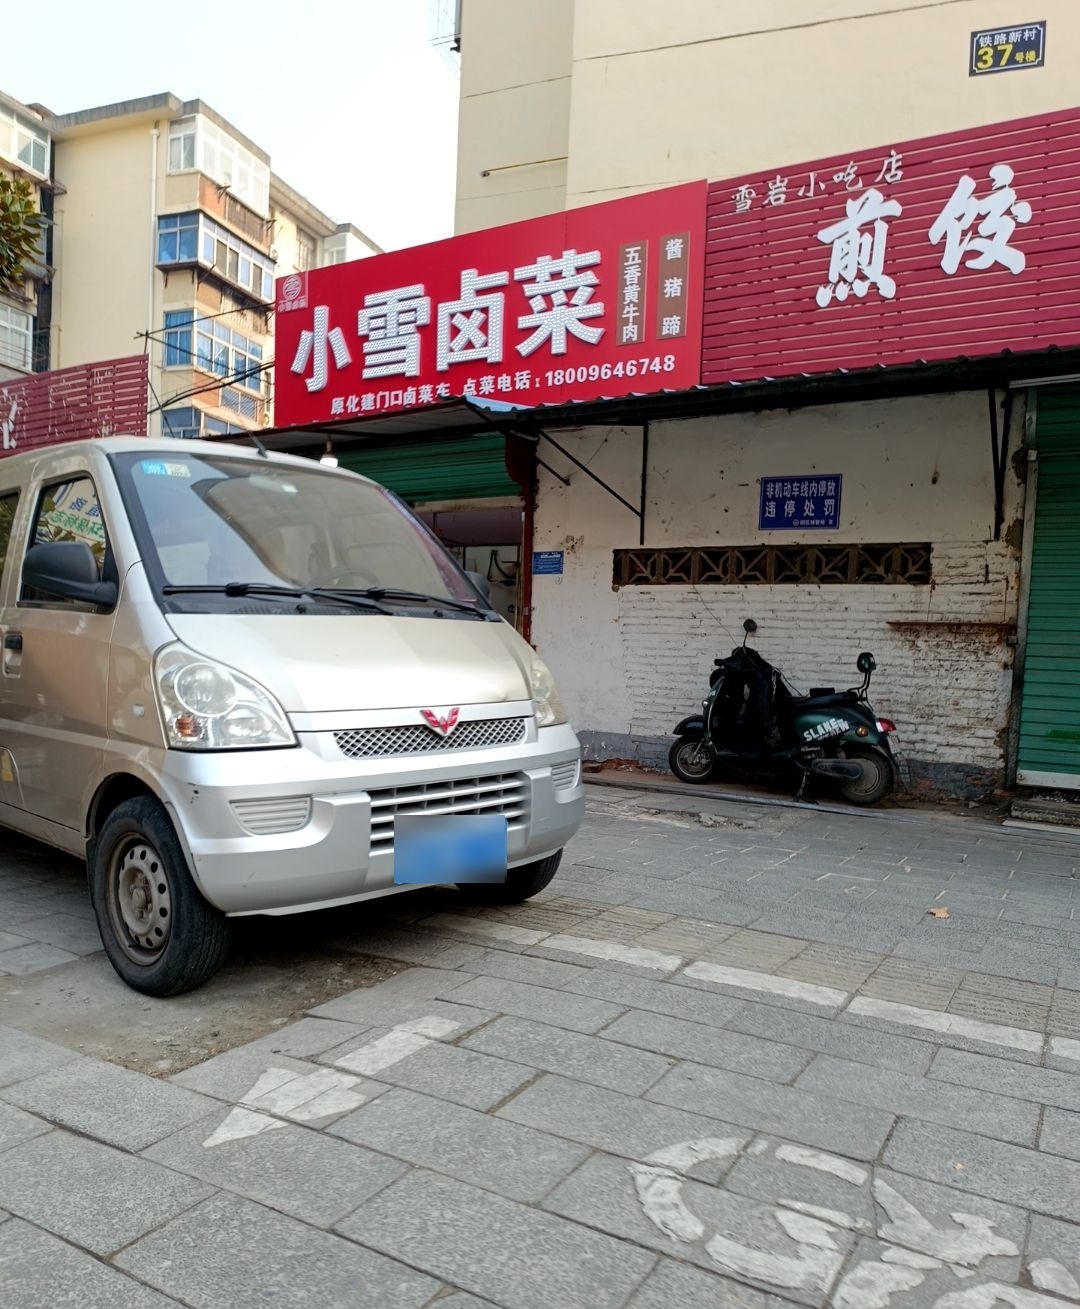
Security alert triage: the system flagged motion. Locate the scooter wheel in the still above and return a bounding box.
[837,748,893,806]
[669,737,716,784]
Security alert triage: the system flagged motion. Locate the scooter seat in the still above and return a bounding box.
[808,687,835,696]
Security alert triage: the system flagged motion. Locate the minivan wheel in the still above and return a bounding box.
[89,797,231,997]
[457,851,562,904]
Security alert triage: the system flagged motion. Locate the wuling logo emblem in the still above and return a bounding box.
[421,708,461,737]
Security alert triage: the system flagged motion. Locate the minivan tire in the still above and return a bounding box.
[89,796,232,997]
[457,850,562,904]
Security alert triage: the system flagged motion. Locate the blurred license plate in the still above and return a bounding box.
[394,815,508,885]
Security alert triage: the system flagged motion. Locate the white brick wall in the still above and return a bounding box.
[619,539,1016,768]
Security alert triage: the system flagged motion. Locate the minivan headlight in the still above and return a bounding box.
[529,655,568,728]
[154,646,296,750]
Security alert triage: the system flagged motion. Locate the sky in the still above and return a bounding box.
[8,0,461,252]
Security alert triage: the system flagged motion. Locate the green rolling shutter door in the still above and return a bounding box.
[1017,387,1080,786]
[338,435,520,504]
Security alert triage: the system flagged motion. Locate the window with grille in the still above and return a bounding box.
[613,544,933,587]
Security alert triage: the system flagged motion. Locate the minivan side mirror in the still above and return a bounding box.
[466,570,493,605]
[22,542,118,608]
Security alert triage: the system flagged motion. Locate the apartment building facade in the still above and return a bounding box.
[40,94,378,439]
[0,90,50,382]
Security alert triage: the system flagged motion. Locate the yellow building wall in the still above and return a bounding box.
[456,0,1080,228]
[52,121,165,372]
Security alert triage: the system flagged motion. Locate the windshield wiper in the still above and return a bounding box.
[160,582,391,614]
[325,586,489,618]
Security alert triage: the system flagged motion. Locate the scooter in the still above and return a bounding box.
[669,620,900,806]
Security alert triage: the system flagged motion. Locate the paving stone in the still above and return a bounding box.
[840,1000,1042,1065]
[143,1113,406,1227]
[631,919,739,958]
[0,1130,213,1255]
[565,968,746,1027]
[0,1219,183,1309]
[11,911,104,955]
[0,1100,49,1154]
[338,1028,538,1109]
[1026,1215,1080,1294]
[1041,1108,1080,1163]
[439,974,625,1032]
[5,1055,215,1151]
[455,946,591,989]
[646,1061,894,1161]
[496,1073,749,1170]
[329,1087,589,1202]
[0,1025,80,1087]
[307,964,476,1018]
[883,1119,1080,1222]
[0,941,78,974]
[116,1192,438,1309]
[727,1000,934,1074]
[0,930,30,952]
[462,1015,671,1094]
[543,1150,855,1307]
[776,942,883,991]
[235,1016,371,1057]
[626,1259,783,1309]
[929,1047,1080,1112]
[703,928,808,971]
[600,1008,810,1082]
[794,1053,1038,1145]
[337,1168,656,1309]
[432,1296,499,1309]
[955,971,1054,1004]
[945,990,1048,1030]
[859,958,963,1010]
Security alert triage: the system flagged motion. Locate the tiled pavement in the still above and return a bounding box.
[2,784,1080,1306]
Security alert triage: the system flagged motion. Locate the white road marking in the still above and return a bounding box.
[846,998,1044,1054]
[396,1015,461,1039]
[782,1200,873,1235]
[333,1030,433,1076]
[422,913,550,947]
[936,1282,1077,1309]
[882,1249,942,1271]
[540,934,682,972]
[834,1258,927,1309]
[1030,1260,1080,1300]
[240,1066,368,1122]
[776,1143,868,1186]
[681,960,847,1009]
[629,1137,742,1243]
[707,1209,845,1294]
[1050,1037,1080,1063]
[202,1107,286,1148]
[873,1180,1019,1266]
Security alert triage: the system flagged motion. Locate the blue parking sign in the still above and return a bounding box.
[759,475,842,531]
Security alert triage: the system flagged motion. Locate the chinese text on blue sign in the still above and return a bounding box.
[970,22,1045,75]
[759,476,842,531]
[533,550,565,575]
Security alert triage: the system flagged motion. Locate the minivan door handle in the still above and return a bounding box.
[3,632,22,652]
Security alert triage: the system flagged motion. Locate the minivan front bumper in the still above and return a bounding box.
[155,720,584,915]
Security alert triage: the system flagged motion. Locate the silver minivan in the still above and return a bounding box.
[0,439,584,995]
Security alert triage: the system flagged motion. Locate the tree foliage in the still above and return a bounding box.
[0,175,45,295]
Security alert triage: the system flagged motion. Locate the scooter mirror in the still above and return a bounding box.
[857,652,876,674]
[743,619,758,634]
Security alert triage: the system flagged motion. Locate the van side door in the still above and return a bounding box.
[4,469,117,834]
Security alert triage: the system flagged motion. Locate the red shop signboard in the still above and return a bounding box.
[702,108,1080,384]
[273,182,706,427]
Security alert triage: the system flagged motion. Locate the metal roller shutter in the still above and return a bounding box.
[338,434,521,504]
[1017,387,1080,787]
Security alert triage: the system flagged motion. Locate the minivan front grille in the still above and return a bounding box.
[336,717,528,760]
[368,772,528,853]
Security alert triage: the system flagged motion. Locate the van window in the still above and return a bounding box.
[23,476,109,603]
[0,491,18,585]
[111,451,481,616]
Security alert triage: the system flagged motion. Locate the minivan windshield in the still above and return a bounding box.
[111,451,483,617]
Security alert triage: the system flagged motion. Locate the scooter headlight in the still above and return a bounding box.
[154,645,296,750]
